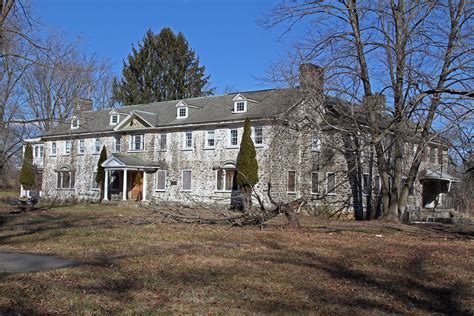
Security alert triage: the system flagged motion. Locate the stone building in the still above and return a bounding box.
[22,65,458,218]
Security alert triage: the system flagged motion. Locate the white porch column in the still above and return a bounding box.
[103,170,109,201]
[122,169,128,200]
[142,171,147,201]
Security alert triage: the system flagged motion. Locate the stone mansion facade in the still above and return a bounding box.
[22,65,457,215]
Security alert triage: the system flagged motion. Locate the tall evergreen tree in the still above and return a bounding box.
[96,146,107,201]
[113,27,213,105]
[236,118,259,210]
[19,143,36,190]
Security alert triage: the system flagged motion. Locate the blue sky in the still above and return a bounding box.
[34,0,291,94]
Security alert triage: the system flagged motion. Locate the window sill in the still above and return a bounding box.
[50,155,57,157]
[311,192,320,195]
[287,191,297,195]
[56,188,75,191]
[128,150,145,153]
[154,189,167,192]
[215,190,232,193]
[157,149,167,152]
[226,146,239,149]
[182,148,193,151]
[204,147,215,150]
[93,152,100,155]
[90,188,99,191]
[181,190,192,192]
[77,153,85,156]
[255,144,264,148]
[326,193,337,196]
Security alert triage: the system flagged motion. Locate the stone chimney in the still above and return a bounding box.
[299,63,324,94]
[363,93,386,114]
[73,98,93,114]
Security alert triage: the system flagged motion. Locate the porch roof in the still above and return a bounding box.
[420,169,459,182]
[101,154,160,170]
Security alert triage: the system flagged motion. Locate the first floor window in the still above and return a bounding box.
[156,170,167,191]
[182,170,192,191]
[159,134,167,151]
[57,169,75,189]
[130,134,144,151]
[230,129,238,146]
[254,127,263,145]
[287,171,296,193]
[114,136,121,152]
[311,172,319,194]
[184,132,193,149]
[92,172,99,189]
[51,142,57,156]
[95,138,101,153]
[327,172,336,194]
[39,145,44,158]
[34,145,39,158]
[206,130,215,148]
[216,169,236,191]
[363,173,370,195]
[375,175,381,193]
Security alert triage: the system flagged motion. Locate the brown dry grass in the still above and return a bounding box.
[0,202,472,315]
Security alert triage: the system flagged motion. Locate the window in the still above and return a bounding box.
[206,130,215,148]
[311,172,319,194]
[51,142,57,156]
[91,172,99,190]
[254,127,263,145]
[177,107,188,119]
[110,114,119,125]
[78,139,85,154]
[287,171,296,193]
[56,169,75,189]
[327,172,336,194]
[183,132,193,149]
[39,145,44,158]
[312,135,321,152]
[33,145,39,158]
[363,173,370,195]
[130,134,144,151]
[229,129,238,147]
[216,169,236,191]
[94,138,101,153]
[182,170,192,191]
[114,136,121,153]
[159,134,167,151]
[71,117,79,129]
[64,140,71,155]
[430,147,437,163]
[375,175,381,193]
[234,101,246,113]
[155,170,167,191]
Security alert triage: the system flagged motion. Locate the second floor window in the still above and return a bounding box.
[130,134,144,151]
[229,129,238,146]
[64,141,71,155]
[254,127,263,145]
[159,134,167,151]
[206,130,215,148]
[114,136,121,152]
[51,142,57,156]
[327,172,336,194]
[183,132,193,149]
[78,139,85,154]
[95,139,101,153]
[287,170,296,193]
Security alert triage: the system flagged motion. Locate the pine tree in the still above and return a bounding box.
[112,27,213,105]
[19,143,36,190]
[96,146,107,201]
[236,118,259,209]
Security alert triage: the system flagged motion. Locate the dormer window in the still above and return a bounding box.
[177,107,188,119]
[110,114,119,125]
[71,117,79,129]
[232,94,253,113]
[235,101,246,113]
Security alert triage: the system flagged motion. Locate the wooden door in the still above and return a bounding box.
[129,171,143,201]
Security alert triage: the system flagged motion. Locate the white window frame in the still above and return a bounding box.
[326,172,336,195]
[177,107,188,119]
[205,130,215,149]
[233,101,247,113]
[312,135,321,152]
[129,134,145,152]
[51,142,57,156]
[155,170,167,192]
[114,136,121,153]
[78,139,85,154]
[181,170,192,191]
[91,171,99,190]
[110,114,119,125]
[64,140,71,155]
[94,138,101,154]
[287,170,297,193]
[253,126,263,147]
[228,129,239,147]
[311,171,319,194]
[183,132,193,150]
[39,145,44,158]
[71,117,79,129]
[158,134,167,151]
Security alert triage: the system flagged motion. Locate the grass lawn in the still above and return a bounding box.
[0,202,472,315]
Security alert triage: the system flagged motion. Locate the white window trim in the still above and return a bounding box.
[311,171,320,195]
[50,142,57,156]
[94,139,101,154]
[158,134,167,152]
[77,139,85,155]
[110,114,120,125]
[182,132,193,150]
[155,170,167,192]
[252,126,264,147]
[71,117,79,129]
[287,170,297,194]
[181,170,192,192]
[114,136,121,153]
[177,107,188,119]
[228,128,239,148]
[233,100,247,113]
[204,130,216,149]
[63,140,71,155]
[129,134,145,152]
[312,135,321,152]
[326,172,337,195]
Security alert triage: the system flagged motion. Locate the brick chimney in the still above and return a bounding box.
[299,63,324,94]
[73,98,93,114]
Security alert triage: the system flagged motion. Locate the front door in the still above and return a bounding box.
[128,171,143,201]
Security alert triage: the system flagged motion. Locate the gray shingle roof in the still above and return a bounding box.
[42,88,301,138]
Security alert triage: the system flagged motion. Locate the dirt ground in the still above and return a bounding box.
[0,202,472,315]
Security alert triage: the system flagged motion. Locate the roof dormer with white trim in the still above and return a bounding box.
[109,109,121,125]
[71,116,79,129]
[176,100,189,119]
